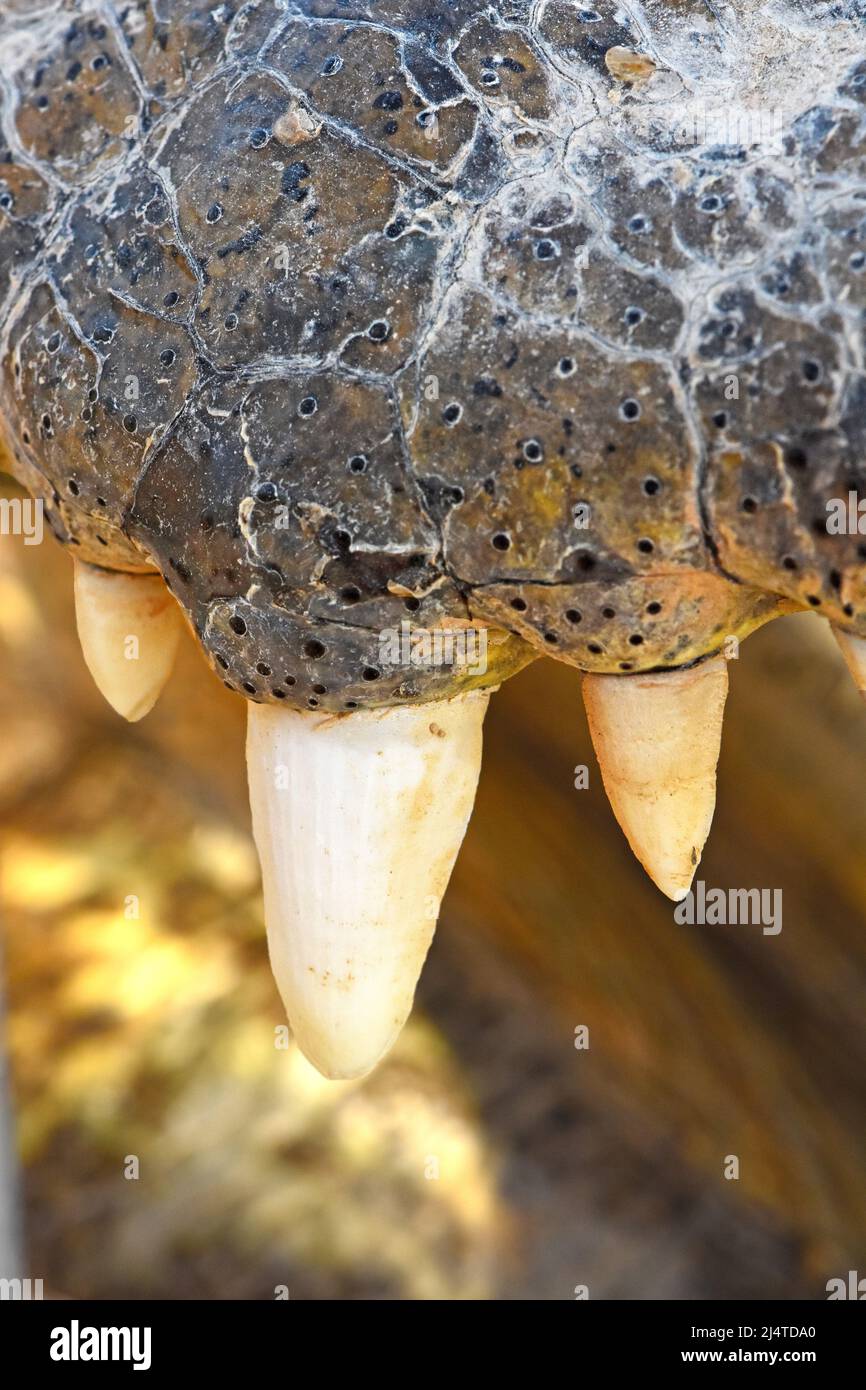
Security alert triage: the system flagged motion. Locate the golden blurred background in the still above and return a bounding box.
[1,474,865,1300]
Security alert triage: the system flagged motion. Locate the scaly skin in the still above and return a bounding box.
[0,0,863,710]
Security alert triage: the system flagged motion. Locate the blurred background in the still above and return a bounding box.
[1,473,866,1301]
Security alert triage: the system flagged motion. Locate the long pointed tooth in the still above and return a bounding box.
[73,560,181,721]
[832,626,866,696]
[246,691,489,1080]
[582,657,729,901]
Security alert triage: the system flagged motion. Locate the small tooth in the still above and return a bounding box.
[832,626,866,695]
[583,657,729,902]
[73,560,182,721]
[246,691,489,1080]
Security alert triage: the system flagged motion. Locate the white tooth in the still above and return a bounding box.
[246,691,489,1080]
[73,560,182,721]
[832,626,866,696]
[582,656,729,901]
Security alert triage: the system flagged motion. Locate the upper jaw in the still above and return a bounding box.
[69,556,866,1078]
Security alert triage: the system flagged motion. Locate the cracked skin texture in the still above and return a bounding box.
[0,1,863,712]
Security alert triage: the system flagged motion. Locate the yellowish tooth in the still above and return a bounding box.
[73,560,181,721]
[832,626,866,695]
[245,691,489,1080]
[582,657,729,901]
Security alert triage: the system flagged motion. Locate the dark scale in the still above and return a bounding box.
[0,0,864,711]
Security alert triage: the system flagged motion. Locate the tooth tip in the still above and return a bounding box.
[102,688,160,723]
[832,626,866,694]
[276,983,410,1081]
[627,830,702,901]
[294,1032,398,1082]
[662,876,697,904]
[643,855,699,901]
